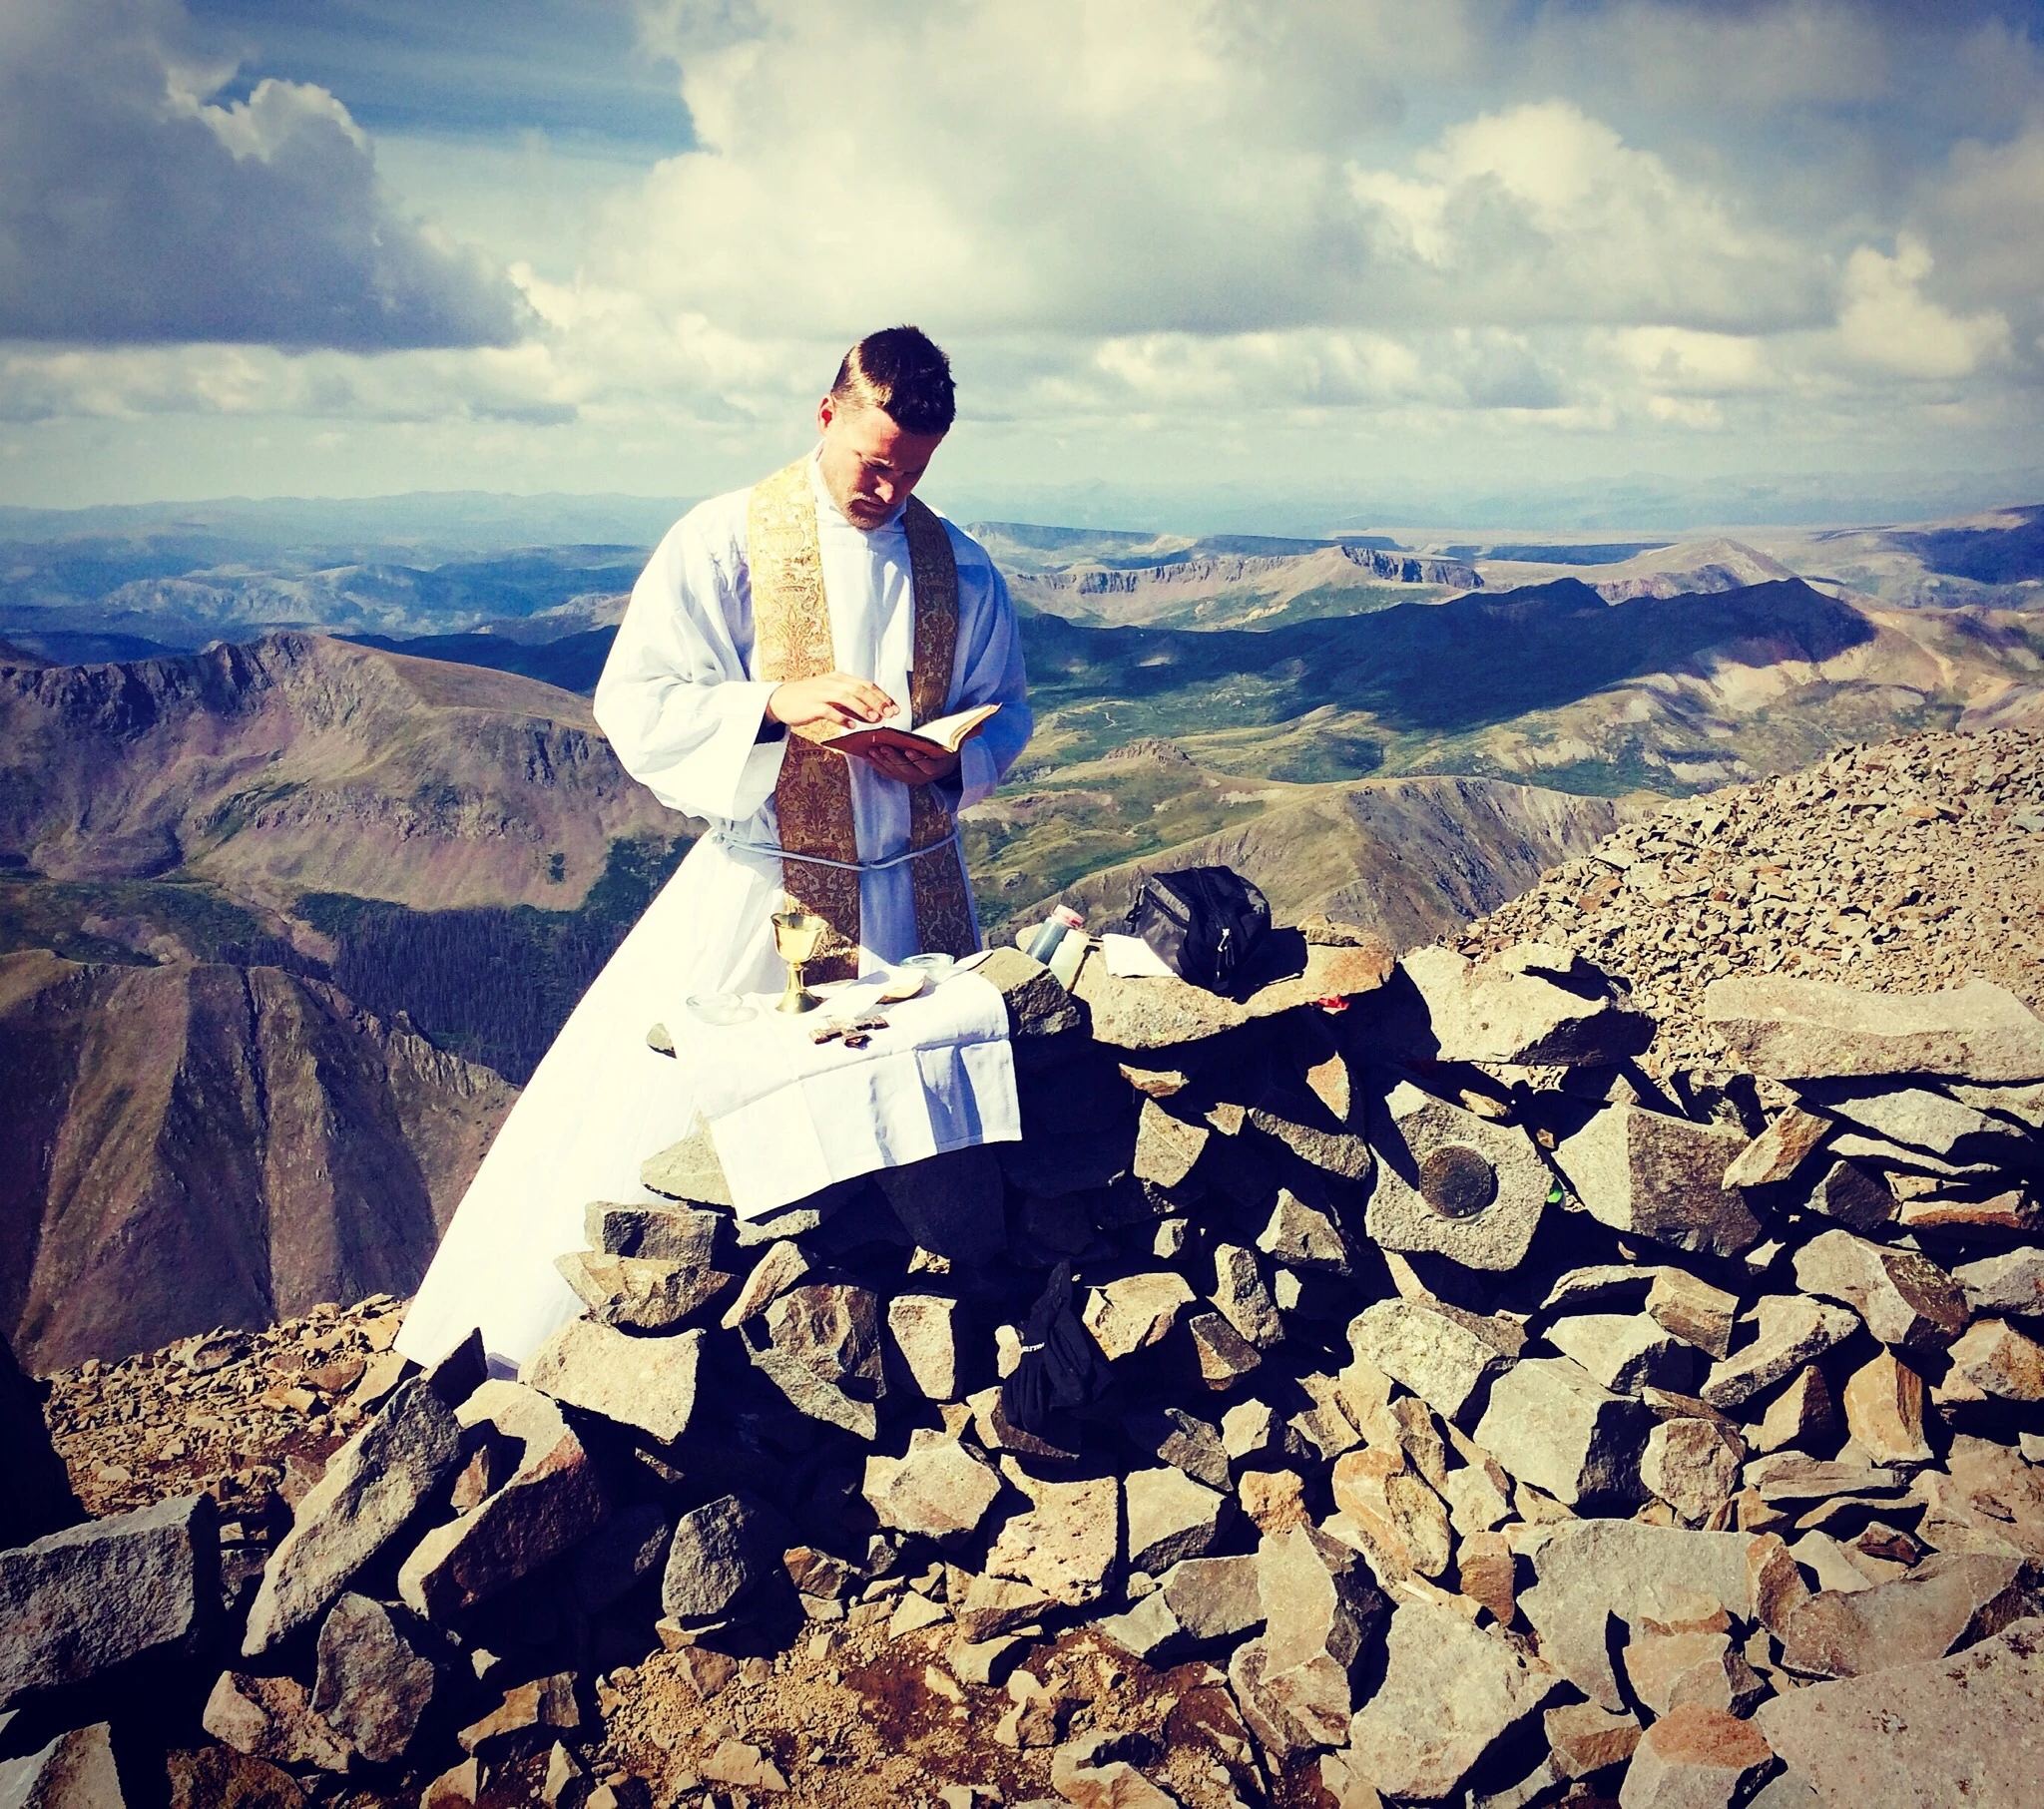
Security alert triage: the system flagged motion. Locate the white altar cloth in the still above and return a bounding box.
[679,970,1019,1217]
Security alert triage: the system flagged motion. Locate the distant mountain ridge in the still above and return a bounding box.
[0,632,673,912]
[1472,537,1799,602]
[1008,541,1480,631]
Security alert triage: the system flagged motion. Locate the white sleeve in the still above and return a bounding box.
[940,533,1034,813]
[592,503,786,822]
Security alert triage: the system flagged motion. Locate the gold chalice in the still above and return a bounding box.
[770,908,830,1014]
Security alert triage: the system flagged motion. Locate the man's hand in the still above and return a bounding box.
[766,672,896,729]
[851,741,961,786]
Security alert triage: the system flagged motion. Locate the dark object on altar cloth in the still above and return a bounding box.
[1119,865,1273,994]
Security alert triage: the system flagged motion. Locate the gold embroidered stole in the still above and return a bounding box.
[749,458,978,982]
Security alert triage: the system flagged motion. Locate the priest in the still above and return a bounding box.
[397,326,1033,1374]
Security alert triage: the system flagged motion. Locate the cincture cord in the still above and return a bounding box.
[709,827,961,873]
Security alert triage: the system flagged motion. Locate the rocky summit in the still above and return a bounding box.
[5,724,2044,1809]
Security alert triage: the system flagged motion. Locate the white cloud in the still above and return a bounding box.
[1348,101,1817,329]
[1836,234,2010,380]
[1609,327,1781,395]
[4,0,2043,504]
[1920,112,2044,316]
[0,0,523,349]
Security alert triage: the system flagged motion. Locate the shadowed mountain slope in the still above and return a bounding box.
[1002,768,1627,950]
[1020,577,1876,741]
[0,950,515,1372]
[336,624,619,695]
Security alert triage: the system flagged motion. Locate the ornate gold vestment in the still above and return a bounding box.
[748,458,979,983]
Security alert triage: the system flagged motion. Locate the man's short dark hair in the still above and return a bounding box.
[831,325,955,436]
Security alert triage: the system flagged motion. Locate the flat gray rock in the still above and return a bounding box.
[1796,1081,2026,1160]
[584,1198,725,1265]
[1092,1588,1182,1663]
[975,945,1085,1037]
[1366,1082,1550,1272]
[1641,1418,1746,1525]
[1229,1526,1383,1759]
[553,1249,735,1331]
[1953,1247,2044,1319]
[661,1492,786,1622]
[1701,1295,1860,1409]
[1776,1552,2033,1680]
[0,1723,124,1809]
[1,1493,217,1701]
[1248,1088,1373,1183]
[396,1380,610,1622]
[1159,1554,1265,1643]
[1211,1242,1284,1349]
[1125,1407,1231,1491]
[1546,1312,1700,1395]
[984,1473,1119,1609]
[1702,975,2044,1083]
[639,1116,736,1206]
[524,1320,705,1445]
[1125,1466,1230,1573]
[1554,1105,1764,1258]
[1803,1158,1900,1233]
[1347,1297,1516,1426]
[749,1283,885,1438]
[1474,1356,1649,1509]
[1792,1229,1968,1355]
[1356,946,1655,1066]
[1133,1097,1210,1188]
[312,1593,440,1765]
[245,1374,460,1656]
[862,1430,1004,1540]
[1616,1704,1775,1809]
[1755,1616,2044,1808]
[1517,1521,1761,1711]
[887,1293,962,1400]
[1257,1185,1356,1275]
[1346,1599,1562,1802]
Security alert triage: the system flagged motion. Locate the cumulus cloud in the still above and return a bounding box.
[6,0,2043,502]
[1837,235,2010,379]
[1347,101,1818,329]
[594,4,1821,344]
[0,0,525,349]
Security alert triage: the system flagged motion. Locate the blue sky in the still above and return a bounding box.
[3,1,2043,526]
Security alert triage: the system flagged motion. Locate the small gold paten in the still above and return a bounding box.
[770,908,830,1014]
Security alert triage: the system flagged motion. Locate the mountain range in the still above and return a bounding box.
[0,627,1651,1370]
[3,493,2043,1371]
[0,632,672,911]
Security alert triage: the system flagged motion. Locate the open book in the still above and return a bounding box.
[812,701,1001,758]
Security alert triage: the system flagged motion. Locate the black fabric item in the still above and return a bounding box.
[1000,1260,1111,1438]
[1119,865,1272,993]
[873,1147,1008,1266]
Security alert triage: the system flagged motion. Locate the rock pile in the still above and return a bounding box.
[6,727,2044,1809]
[1454,726,2044,1076]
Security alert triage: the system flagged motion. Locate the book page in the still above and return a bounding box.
[816,700,1000,756]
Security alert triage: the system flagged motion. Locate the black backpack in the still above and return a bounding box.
[1000,1261,1111,1439]
[1119,865,1271,993]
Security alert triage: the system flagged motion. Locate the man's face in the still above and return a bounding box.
[815,393,946,531]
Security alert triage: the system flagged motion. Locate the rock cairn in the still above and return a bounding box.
[6,729,2044,1809]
